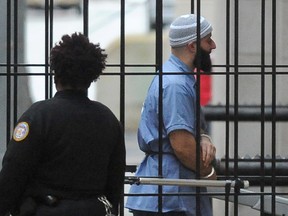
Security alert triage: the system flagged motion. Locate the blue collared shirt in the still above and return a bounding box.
[126,54,212,216]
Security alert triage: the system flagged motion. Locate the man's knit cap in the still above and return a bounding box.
[169,14,213,47]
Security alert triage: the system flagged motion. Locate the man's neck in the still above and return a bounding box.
[171,48,195,71]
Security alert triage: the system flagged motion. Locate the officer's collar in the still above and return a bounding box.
[54,89,88,98]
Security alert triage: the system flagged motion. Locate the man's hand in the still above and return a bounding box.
[169,129,217,179]
[200,134,216,168]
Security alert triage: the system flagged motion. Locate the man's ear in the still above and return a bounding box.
[54,77,63,91]
[187,42,197,53]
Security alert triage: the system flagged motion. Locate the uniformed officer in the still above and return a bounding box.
[0,32,126,216]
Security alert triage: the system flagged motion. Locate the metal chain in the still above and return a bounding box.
[98,196,115,216]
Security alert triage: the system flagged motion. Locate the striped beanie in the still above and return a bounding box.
[169,14,213,47]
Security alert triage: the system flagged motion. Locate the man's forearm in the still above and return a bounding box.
[169,129,216,179]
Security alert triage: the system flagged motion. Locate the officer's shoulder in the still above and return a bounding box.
[91,100,113,112]
[91,101,119,119]
[22,99,56,117]
[29,99,51,110]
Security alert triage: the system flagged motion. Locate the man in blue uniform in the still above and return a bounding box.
[126,14,217,216]
[0,33,126,216]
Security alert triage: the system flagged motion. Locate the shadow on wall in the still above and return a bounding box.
[96,30,170,131]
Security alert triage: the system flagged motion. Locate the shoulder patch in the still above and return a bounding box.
[13,122,30,142]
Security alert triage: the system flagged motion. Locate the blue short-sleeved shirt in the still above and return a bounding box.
[126,54,212,216]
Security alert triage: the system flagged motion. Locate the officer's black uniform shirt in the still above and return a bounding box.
[0,90,126,215]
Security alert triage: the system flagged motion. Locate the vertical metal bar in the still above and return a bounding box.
[233,0,239,215]
[81,0,88,96]
[49,0,54,98]
[196,0,201,174]
[190,0,194,13]
[6,0,11,145]
[260,0,266,215]
[271,0,277,214]
[44,0,50,99]
[195,1,202,215]
[13,0,18,125]
[225,0,231,215]
[119,0,125,215]
[190,1,200,214]
[156,0,163,213]
[119,0,125,130]
[83,0,88,36]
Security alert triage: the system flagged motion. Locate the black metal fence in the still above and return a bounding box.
[1,0,288,215]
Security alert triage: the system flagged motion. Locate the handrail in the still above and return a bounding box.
[203,105,288,121]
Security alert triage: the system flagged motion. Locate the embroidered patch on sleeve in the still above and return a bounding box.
[13,122,30,142]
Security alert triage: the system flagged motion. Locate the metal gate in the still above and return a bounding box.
[1,0,288,215]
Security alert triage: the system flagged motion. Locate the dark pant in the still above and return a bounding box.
[132,210,186,216]
[34,198,106,216]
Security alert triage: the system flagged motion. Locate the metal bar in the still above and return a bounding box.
[6,0,12,145]
[215,157,288,176]
[83,0,88,36]
[13,0,18,125]
[119,0,125,215]
[260,0,266,214]
[44,0,49,100]
[271,0,277,214]
[119,0,125,129]
[133,177,249,189]
[202,105,288,121]
[126,158,288,184]
[196,3,202,215]
[191,0,194,13]
[49,0,54,99]
[233,0,240,212]
[155,0,163,212]
[225,0,231,214]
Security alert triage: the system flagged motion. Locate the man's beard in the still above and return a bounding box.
[193,47,212,73]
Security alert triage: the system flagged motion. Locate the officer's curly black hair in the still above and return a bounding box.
[50,32,107,89]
